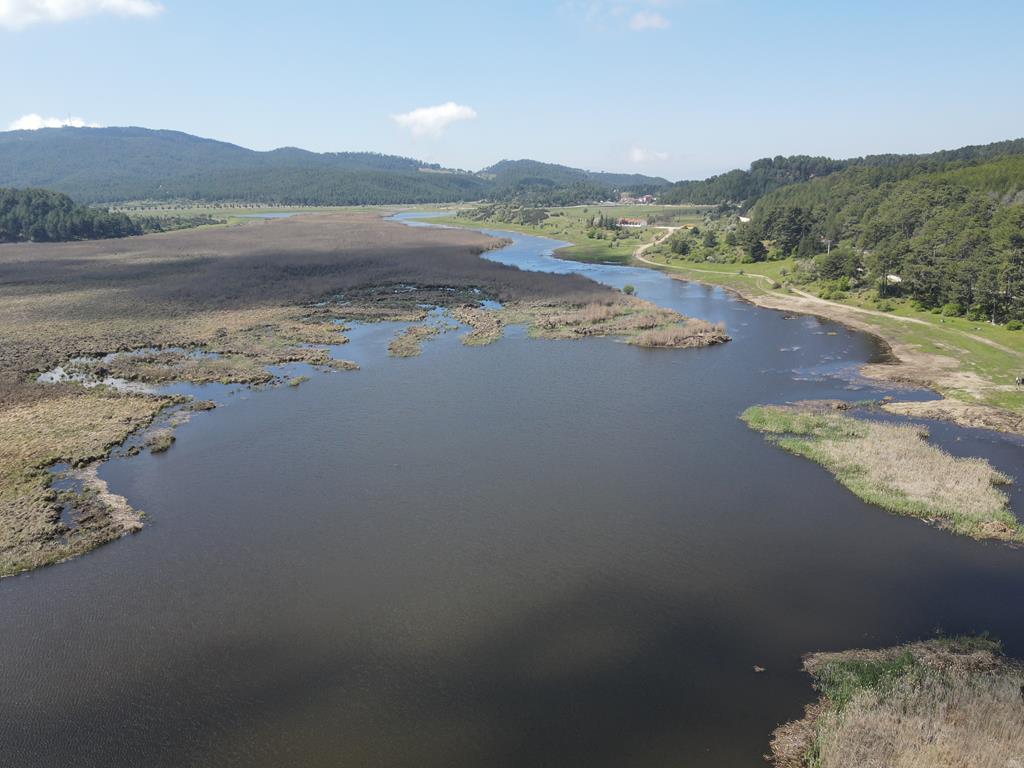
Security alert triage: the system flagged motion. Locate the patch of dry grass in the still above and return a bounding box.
[742,403,1019,542]
[770,637,1024,768]
[501,298,730,349]
[145,429,176,454]
[633,319,730,348]
[0,386,170,576]
[450,306,505,346]
[388,325,441,357]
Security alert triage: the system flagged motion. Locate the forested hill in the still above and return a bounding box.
[481,159,669,205]
[745,151,1024,324]
[660,139,1024,208]
[0,188,139,242]
[0,127,667,206]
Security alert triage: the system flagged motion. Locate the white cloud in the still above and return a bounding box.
[561,1,673,31]
[629,145,670,163]
[0,0,163,30]
[391,101,477,138]
[8,113,102,130]
[628,9,670,30]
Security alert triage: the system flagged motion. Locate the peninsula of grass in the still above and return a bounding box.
[741,404,1020,542]
[770,636,1024,768]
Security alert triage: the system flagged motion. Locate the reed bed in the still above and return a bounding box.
[771,637,1024,768]
[742,404,1020,542]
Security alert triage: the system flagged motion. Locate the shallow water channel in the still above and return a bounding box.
[2,214,1023,767]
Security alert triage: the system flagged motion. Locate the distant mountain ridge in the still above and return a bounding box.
[659,138,1024,209]
[0,127,668,206]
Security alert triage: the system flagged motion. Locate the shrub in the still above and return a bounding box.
[622,285,635,296]
[941,302,963,317]
[1007,320,1023,331]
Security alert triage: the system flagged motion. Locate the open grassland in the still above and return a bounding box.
[0,211,725,575]
[415,204,706,264]
[770,637,1024,768]
[636,252,1024,424]
[741,403,1020,542]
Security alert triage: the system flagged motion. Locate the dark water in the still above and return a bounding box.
[2,217,1023,768]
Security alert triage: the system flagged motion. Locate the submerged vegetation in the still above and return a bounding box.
[741,403,1019,542]
[771,636,1024,768]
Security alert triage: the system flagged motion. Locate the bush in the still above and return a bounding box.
[1007,320,1023,331]
[876,300,895,312]
[622,285,635,296]
[941,303,963,317]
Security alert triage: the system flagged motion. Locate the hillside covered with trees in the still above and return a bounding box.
[652,142,1024,325]
[480,159,668,205]
[745,154,1024,323]
[0,127,667,206]
[660,139,1024,210]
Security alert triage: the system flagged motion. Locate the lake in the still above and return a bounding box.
[2,215,1022,767]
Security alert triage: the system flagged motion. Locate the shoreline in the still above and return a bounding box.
[631,249,1024,437]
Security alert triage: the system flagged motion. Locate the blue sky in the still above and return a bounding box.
[3,0,1022,180]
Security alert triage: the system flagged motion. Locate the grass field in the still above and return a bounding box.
[110,203,386,230]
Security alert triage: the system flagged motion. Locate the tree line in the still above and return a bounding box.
[746,155,1024,323]
[0,188,140,242]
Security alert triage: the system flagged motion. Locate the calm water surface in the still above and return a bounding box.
[2,215,1023,767]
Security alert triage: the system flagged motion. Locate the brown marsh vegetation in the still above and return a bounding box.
[388,324,441,357]
[501,299,730,349]
[770,636,1024,768]
[742,403,1019,542]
